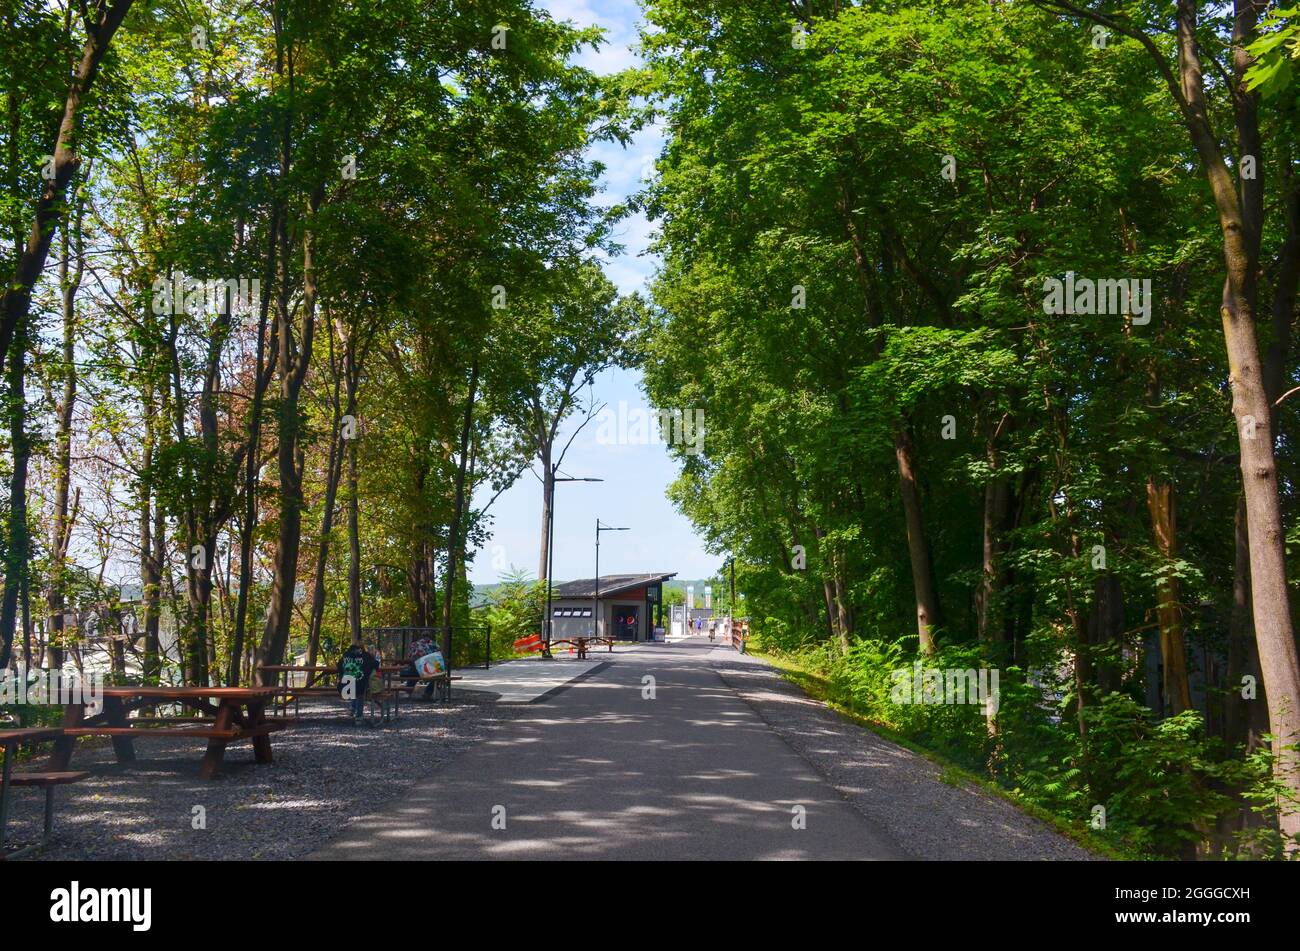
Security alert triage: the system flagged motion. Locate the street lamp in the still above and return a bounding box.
[543,474,603,659]
[595,519,630,639]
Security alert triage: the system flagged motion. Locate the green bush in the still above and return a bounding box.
[753,630,1286,858]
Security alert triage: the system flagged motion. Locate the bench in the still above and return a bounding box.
[260,665,399,720]
[272,685,342,718]
[383,671,453,712]
[1,728,88,860]
[259,664,455,724]
[61,723,284,740]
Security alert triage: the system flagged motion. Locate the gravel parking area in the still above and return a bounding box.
[4,695,509,861]
[710,648,1098,861]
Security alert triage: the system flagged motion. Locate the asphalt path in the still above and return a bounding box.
[309,635,905,860]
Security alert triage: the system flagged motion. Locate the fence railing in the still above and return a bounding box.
[362,624,492,670]
[730,618,749,653]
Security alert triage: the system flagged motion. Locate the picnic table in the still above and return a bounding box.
[48,687,283,780]
[380,665,454,707]
[259,664,344,717]
[259,664,451,720]
[2,727,88,860]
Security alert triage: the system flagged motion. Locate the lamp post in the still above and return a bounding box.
[595,520,630,639]
[543,474,603,659]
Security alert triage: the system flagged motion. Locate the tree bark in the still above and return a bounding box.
[0,320,31,669]
[257,186,322,681]
[1226,494,1270,749]
[306,321,344,666]
[0,0,134,379]
[537,446,552,582]
[344,328,362,648]
[442,357,480,660]
[977,413,1012,647]
[1147,479,1192,715]
[43,200,84,674]
[895,425,940,654]
[227,210,278,685]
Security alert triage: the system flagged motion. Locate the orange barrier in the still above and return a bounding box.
[513,633,544,653]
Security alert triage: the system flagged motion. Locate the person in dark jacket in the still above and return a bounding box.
[337,643,379,725]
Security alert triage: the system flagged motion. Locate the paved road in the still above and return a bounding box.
[310,636,905,860]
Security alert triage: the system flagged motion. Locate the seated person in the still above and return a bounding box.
[399,636,433,686]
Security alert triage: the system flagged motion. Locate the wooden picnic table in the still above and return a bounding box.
[260,663,406,687]
[259,663,420,719]
[48,686,283,780]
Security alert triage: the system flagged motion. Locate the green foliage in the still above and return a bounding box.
[639,0,1300,857]
[483,567,547,645]
[1246,6,1300,94]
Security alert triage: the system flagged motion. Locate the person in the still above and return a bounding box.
[337,642,380,726]
[708,619,715,641]
[403,635,442,700]
[400,635,433,687]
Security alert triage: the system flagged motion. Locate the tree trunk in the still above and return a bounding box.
[976,412,1012,647]
[0,321,31,669]
[306,324,344,667]
[442,357,480,660]
[0,0,134,379]
[1147,478,1192,714]
[895,425,940,654]
[138,398,161,682]
[345,336,362,648]
[408,548,428,627]
[1176,0,1300,842]
[537,448,552,582]
[257,187,322,682]
[44,203,83,674]
[227,211,278,686]
[1226,495,1270,749]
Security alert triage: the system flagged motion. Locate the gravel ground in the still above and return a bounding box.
[710,648,1098,861]
[4,694,511,861]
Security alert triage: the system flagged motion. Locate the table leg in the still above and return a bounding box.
[104,696,136,764]
[199,701,236,780]
[247,700,273,765]
[48,703,84,771]
[0,740,13,854]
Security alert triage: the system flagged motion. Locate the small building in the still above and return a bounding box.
[549,573,677,642]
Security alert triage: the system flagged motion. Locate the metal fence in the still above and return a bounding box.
[362,624,493,670]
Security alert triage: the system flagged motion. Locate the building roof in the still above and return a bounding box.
[551,573,677,599]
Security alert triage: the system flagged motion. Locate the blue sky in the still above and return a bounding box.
[467,0,717,586]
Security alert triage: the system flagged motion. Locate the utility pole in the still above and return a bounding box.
[595,519,629,639]
[542,475,602,658]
